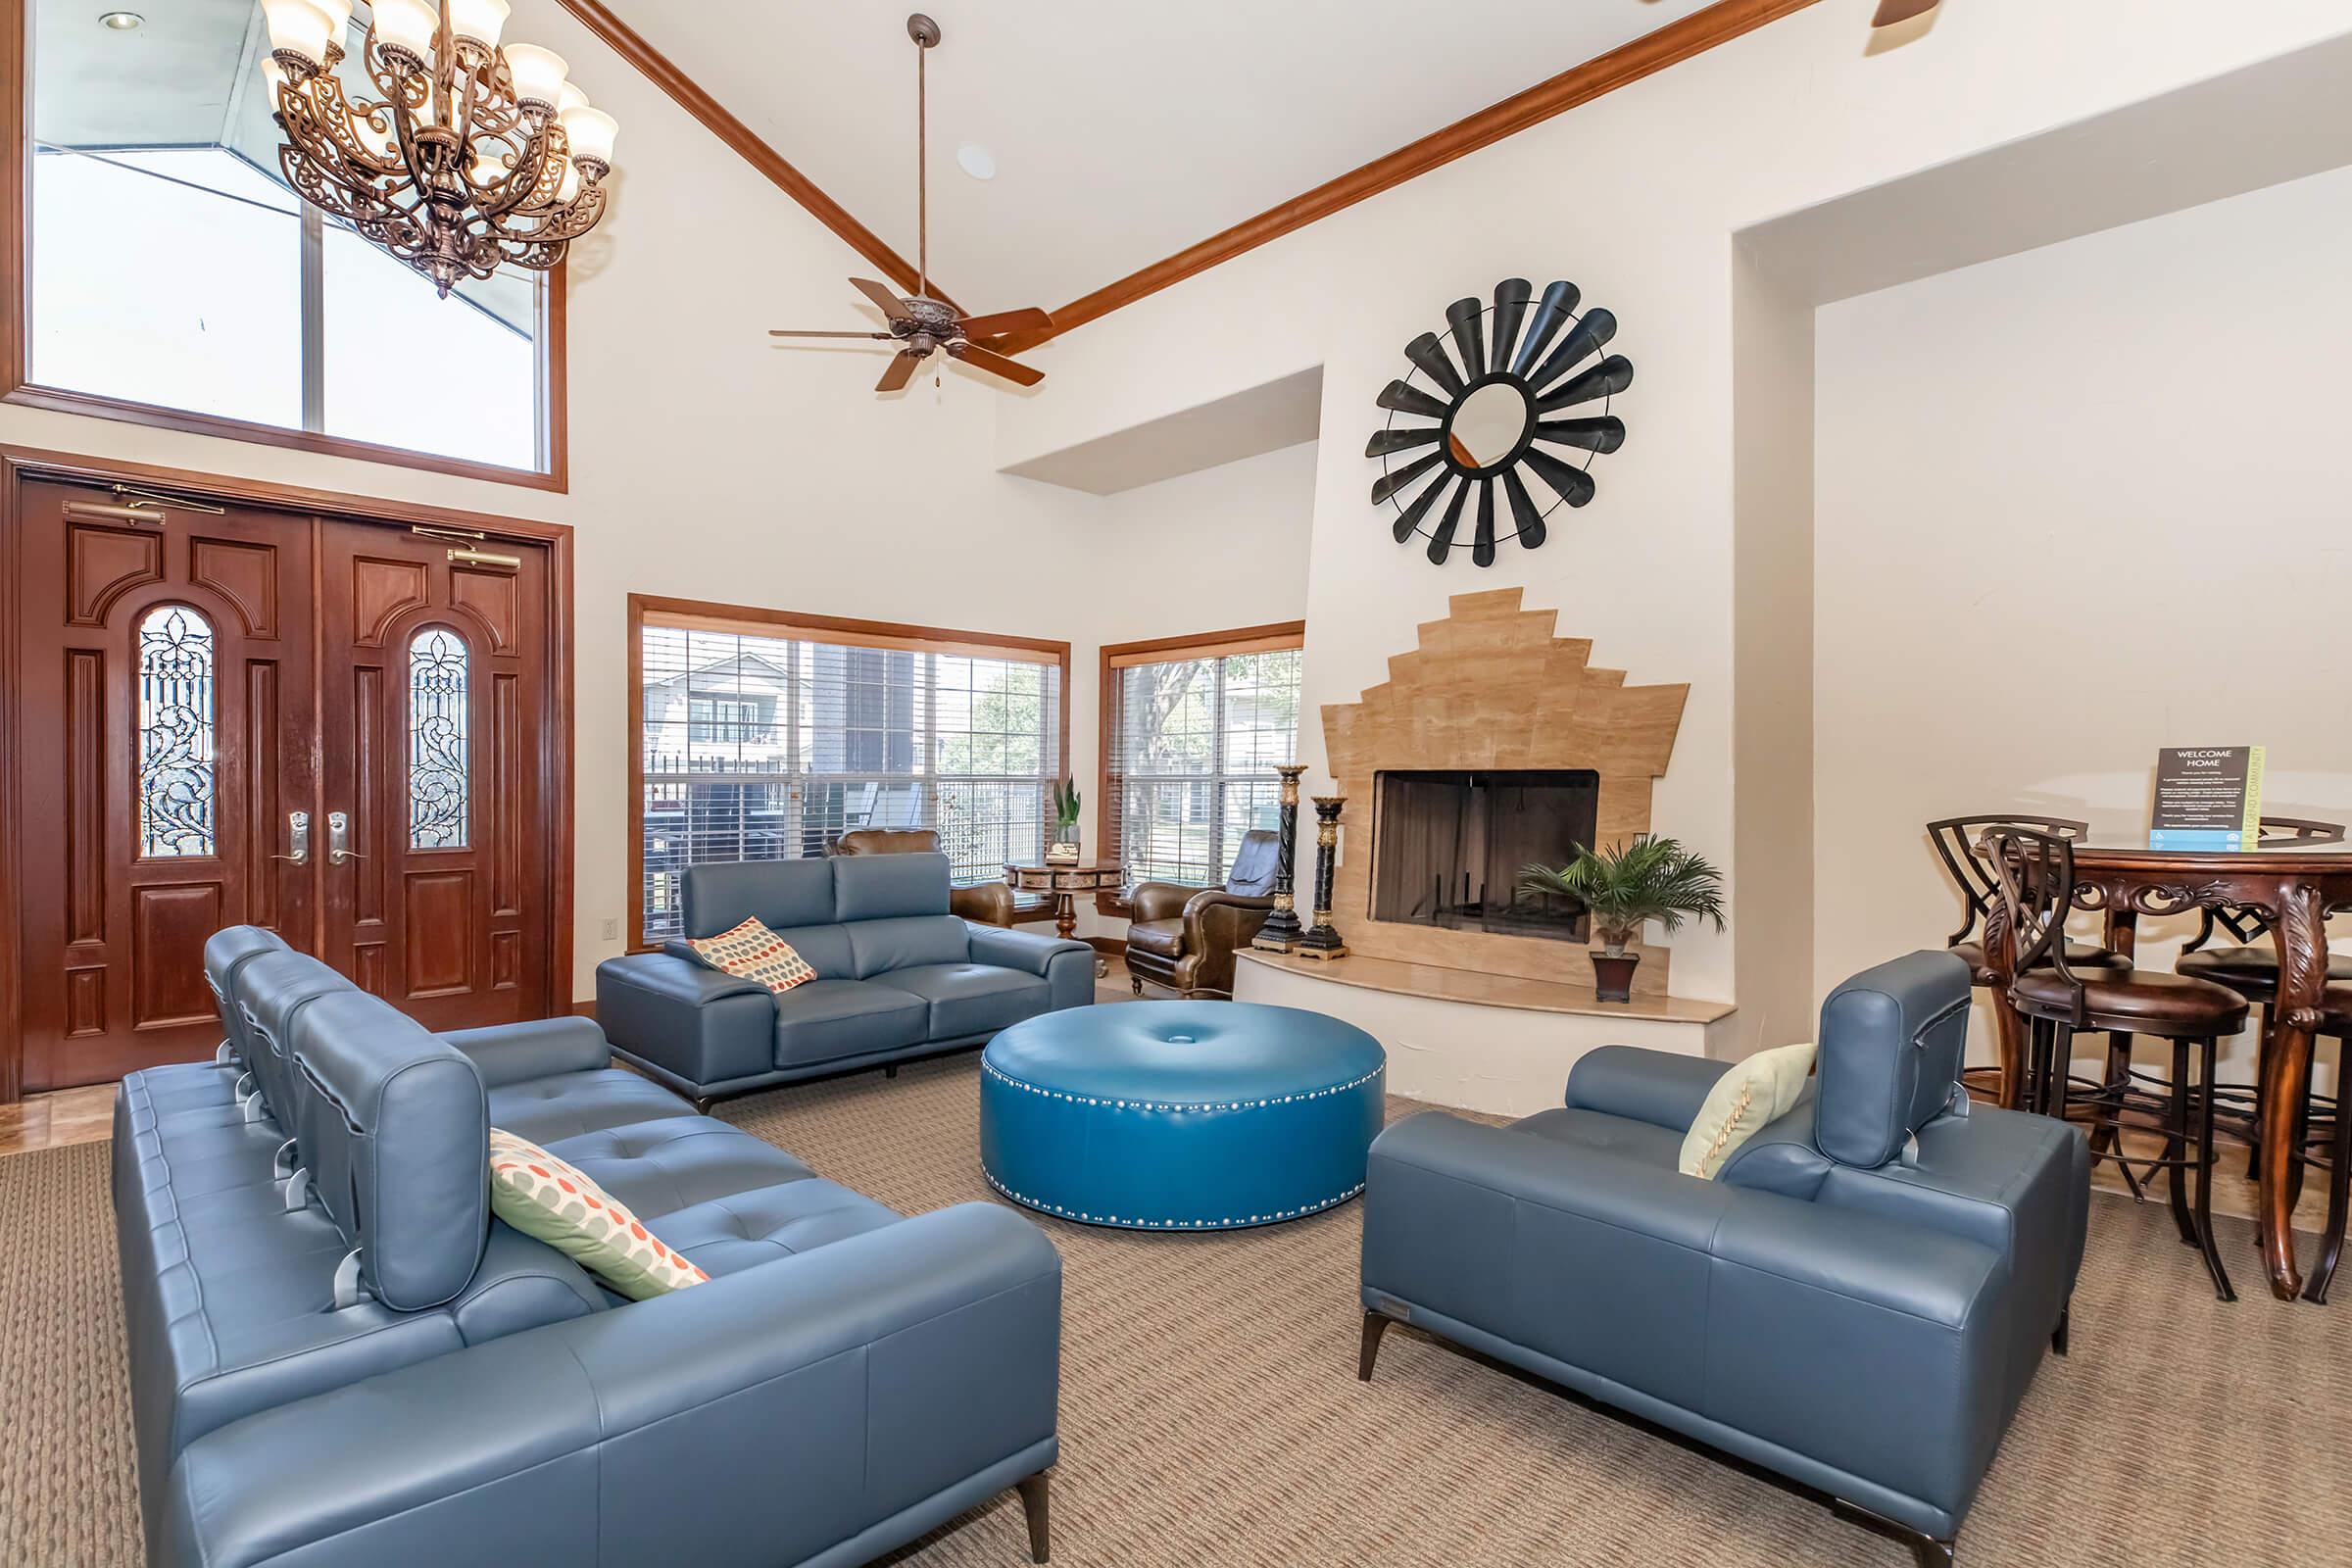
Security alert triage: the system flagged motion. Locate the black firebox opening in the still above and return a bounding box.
[1369,769,1601,943]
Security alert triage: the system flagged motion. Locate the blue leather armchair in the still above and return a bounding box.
[118,927,1063,1568]
[1357,952,2089,1567]
[598,852,1096,1106]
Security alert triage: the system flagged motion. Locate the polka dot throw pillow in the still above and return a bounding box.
[486,1129,710,1299]
[682,915,817,994]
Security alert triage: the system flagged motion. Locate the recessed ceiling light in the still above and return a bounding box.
[99,10,143,28]
[956,142,996,181]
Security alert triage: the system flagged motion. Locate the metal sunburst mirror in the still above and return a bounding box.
[1366,279,1633,567]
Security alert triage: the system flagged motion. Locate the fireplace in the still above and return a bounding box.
[1369,769,1599,943]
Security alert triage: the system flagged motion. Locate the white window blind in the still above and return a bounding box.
[1106,643,1302,895]
[638,616,1062,942]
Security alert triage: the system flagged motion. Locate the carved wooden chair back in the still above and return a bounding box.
[1984,826,2087,1025]
[1927,814,2091,949]
[2179,817,2349,952]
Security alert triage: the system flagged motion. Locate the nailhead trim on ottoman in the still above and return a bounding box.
[978,1002,1388,1232]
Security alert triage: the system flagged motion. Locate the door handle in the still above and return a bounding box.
[270,810,311,864]
[326,810,368,865]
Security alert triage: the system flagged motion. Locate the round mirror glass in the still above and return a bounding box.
[1446,381,1533,469]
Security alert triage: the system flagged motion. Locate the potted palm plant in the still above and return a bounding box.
[1519,836,1726,1002]
[1047,778,1082,863]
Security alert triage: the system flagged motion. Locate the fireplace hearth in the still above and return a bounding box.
[1370,769,1599,942]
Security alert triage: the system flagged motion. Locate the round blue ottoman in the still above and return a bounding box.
[979,1002,1386,1231]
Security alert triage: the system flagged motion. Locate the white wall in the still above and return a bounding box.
[1814,163,2352,1082]
[993,0,2352,1014]
[0,0,1305,1002]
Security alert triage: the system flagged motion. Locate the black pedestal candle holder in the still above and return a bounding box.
[1253,763,1308,953]
[1298,796,1349,959]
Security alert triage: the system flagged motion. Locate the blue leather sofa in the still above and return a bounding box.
[1357,952,2089,1567]
[116,927,1062,1568]
[597,852,1096,1106]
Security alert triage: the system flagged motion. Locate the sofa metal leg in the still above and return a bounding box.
[1357,1310,1392,1382]
[2050,1305,2070,1358]
[692,1096,714,1116]
[885,1063,899,1080]
[1014,1471,1051,1564]
[1831,1498,1954,1567]
[1131,977,1144,997]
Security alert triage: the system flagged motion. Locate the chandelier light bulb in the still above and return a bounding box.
[260,0,331,70]
[303,0,354,47]
[552,157,581,207]
[446,0,511,49]
[369,0,438,63]
[500,43,569,111]
[560,105,618,171]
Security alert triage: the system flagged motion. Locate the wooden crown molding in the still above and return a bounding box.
[552,0,1816,351]
[992,0,1823,355]
[550,0,953,311]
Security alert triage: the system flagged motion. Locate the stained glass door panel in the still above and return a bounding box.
[9,483,319,1091]
[316,521,552,1030]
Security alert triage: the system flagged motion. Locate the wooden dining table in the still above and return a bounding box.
[1983,840,2352,1301]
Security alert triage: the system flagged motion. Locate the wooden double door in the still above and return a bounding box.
[10,478,559,1093]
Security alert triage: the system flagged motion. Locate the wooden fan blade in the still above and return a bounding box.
[947,340,1045,388]
[876,350,922,393]
[1872,0,1938,25]
[852,277,909,320]
[769,329,897,338]
[956,306,1053,339]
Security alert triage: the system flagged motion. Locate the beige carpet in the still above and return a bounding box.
[7,1059,2350,1567]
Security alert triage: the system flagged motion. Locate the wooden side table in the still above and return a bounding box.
[1004,861,1123,942]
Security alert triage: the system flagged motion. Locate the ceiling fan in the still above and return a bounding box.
[768,14,1051,393]
[1871,0,1942,25]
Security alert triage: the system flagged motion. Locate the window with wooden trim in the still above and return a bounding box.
[633,603,1068,946]
[1102,626,1304,899]
[9,0,558,482]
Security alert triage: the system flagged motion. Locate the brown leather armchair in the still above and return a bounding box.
[830,828,1054,928]
[1123,829,1281,1000]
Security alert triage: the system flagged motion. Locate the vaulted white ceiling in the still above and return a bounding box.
[599,0,1723,314]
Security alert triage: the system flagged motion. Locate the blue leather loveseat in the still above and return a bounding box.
[597,852,1095,1106]
[115,925,1062,1568]
[1357,952,2089,1567]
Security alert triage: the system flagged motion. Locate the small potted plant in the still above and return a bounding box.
[1047,778,1082,863]
[1519,836,1726,1002]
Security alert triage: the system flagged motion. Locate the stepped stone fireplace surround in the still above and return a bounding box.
[1234,588,1732,1115]
[1321,587,1690,997]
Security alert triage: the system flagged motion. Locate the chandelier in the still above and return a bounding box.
[259,0,618,297]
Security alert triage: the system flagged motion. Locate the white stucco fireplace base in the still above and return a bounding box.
[1234,951,1737,1120]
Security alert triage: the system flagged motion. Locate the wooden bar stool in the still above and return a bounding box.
[2302,984,2352,1304]
[2172,818,2348,1196]
[1986,826,2251,1300]
[1929,814,2129,1106]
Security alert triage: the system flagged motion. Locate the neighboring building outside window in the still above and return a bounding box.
[635,611,1066,945]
